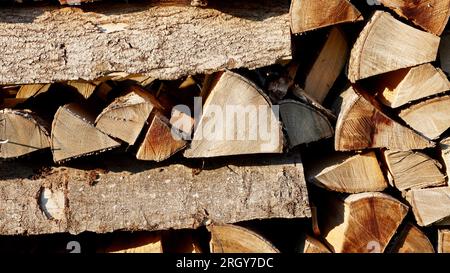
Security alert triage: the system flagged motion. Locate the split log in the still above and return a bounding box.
[320,192,408,253]
[97,232,163,253]
[377,0,450,36]
[95,85,162,145]
[334,86,433,151]
[383,150,446,191]
[391,224,434,253]
[441,32,450,74]
[184,71,283,158]
[0,109,50,158]
[399,96,450,140]
[376,64,450,108]
[136,112,187,162]
[208,225,279,253]
[16,84,51,99]
[406,187,450,226]
[438,229,450,253]
[306,151,387,193]
[0,153,310,235]
[51,103,121,163]
[66,81,98,99]
[0,1,292,85]
[303,27,349,104]
[279,99,333,148]
[440,136,450,171]
[348,11,440,82]
[299,235,331,253]
[290,0,362,34]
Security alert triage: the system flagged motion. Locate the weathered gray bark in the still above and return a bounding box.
[0,0,291,85]
[0,153,310,235]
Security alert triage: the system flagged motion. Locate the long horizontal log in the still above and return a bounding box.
[0,0,291,85]
[0,153,310,235]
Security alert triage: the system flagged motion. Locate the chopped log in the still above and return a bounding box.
[303,27,349,104]
[184,71,283,158]
[300,235,331,253]
[136,112,187,162]
[440,136,450,171]
[0,153,310,235]
[320,192,408,253]
[51,103,121,163]
[95,85,162,145]
[399,96,450,140]
[406,187,450,226]
[377,0,450,36]
[290,0,362,34]
[97,232,163,253]
[291,87,337,121]
[441,32,450,74]
[16,84,51,99]
[438,229,450,253]
[376,64,450,108]
[348,11,440,82]
[306,151,387,193]
[334,86,433,151]
[0,1,292,85]
[383,150,445,191]
[0,109,50,158]
[66,81,98,99]
[391,223,434,253]
[279,99,333,148]
[208,225,279,253]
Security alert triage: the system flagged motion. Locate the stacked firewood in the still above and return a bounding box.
[0,0,449,253]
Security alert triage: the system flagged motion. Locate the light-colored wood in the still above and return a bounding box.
[0,109,50,158]
[162,231,202,253]
[377,64,450,108]
[391,224,434,253]
[406,187,450,226]
[306,151,387,193]
[0,1,291,85]
[301,235,331,253]
[51,103,121,163]
[16,84,51,99]
[208,224,279,253]
[279,99,333,148]
[98,232,163,253]
[67,81,97,99]
[95,85,161,145]
[290,0,362,33]
[440,136,450,172]
[136,112,186,162]
[383,150,446,191]
[348,11,440,82]
[184,71,283,158]
[400,96,450,140]
[304,27,348,104]
[438,229,450,253]
[334,86,433,151]
[321,192,408,253]
[378,0,450,36]
[441,32,450,74]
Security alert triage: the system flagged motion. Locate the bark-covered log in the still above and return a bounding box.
[0,153,310,235]
[0,1,291,85]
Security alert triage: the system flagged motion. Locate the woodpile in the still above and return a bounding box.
[0,0,449,254]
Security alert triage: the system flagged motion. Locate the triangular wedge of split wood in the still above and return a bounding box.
[300,235,331,253]
[279,99,333,148]
[16,84,51,99]
[290,0,362,34]
[51,103,121,163]
[399,96,450,140]
[334,86,433,151]
[377,0,450,36]
[390,223,434,253]
[382,150,445,191]
[306,151,387,193]
[348,11,440,82]
[0,109,50,158]
[406,187,450,226]
[184,71,283,158]
[376,64,450,108]
[95,85,162,145]
[320,192,408,253]
[208,225,279,253]
[438,229,450,253]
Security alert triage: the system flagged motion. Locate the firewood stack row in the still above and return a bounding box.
[0,0,449,253]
